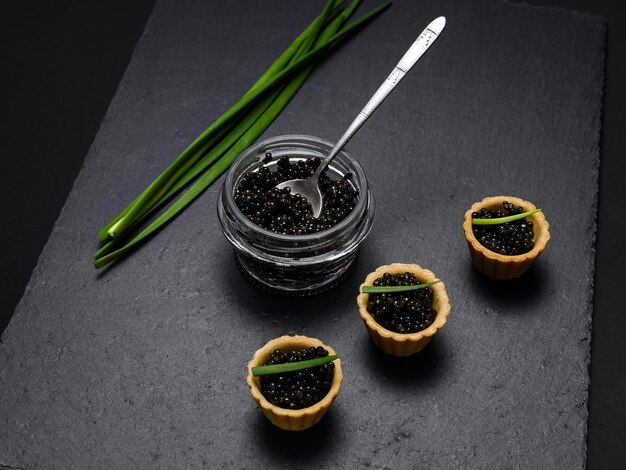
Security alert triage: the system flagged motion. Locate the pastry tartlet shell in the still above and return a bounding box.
[357,263,451,357]
[247,335,343,431]
[463,196,550,280]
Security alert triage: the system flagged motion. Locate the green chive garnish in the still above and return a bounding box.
[252,355,339,377]
[93,0,392,268]
[362,280,441,294]
[472,208,542,225]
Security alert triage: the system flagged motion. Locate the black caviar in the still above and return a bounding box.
[366,272,437,334]
[260,346,334,410]
[472,201,535,255]
[234,153,358,235]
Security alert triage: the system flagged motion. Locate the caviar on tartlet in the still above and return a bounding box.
[234,153,358,235]
[357,264,451,357]
[260,346,335,410]
[247,335,343,431]
[366,272,437,334]
[472,201,535,256]
[463,195,550,280]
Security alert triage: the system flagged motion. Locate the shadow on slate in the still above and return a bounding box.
[245,408,346,467]
[0,0,605,469]
[465,260,554,314]
[363,336,450,387]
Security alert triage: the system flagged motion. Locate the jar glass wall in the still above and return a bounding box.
[217,135,375,295]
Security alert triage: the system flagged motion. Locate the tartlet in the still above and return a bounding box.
[246,335,343,431]
[463,196,550,280]
[357,263,451,357]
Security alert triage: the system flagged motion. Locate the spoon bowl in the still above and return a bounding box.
[275,175,324,217]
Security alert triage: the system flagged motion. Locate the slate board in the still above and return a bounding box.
[0,0,605,468]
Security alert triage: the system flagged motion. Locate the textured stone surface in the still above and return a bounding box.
[0,0,605,468]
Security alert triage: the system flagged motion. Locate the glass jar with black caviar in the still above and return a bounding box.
[218,135,375,295]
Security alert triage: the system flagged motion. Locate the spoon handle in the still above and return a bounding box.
[315,16,446,177]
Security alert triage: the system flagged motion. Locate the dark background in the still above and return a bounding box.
[1,0,623,468]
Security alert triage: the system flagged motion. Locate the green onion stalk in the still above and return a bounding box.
[472,209,542,225]
[361,280,441,294]
[251,355,339,377]
[95,0,391,268]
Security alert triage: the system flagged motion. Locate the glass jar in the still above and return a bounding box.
[217,134,375,296]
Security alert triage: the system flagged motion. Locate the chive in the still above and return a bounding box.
[93,91,281,261]
[244,0,343,97]
[293,0,337,57]
[95,48,325,265]
[94,2,391,267]
[472,208,542,225]
[251,355,339,377]
[101,0,340,242]
[95,3,354,258]
[361,280,442,294]
[104,2,390,241]
[96,3,343,244]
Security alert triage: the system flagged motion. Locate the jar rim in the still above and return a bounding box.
[223,134,370,242]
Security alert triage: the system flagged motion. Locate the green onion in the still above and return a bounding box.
[101,0,340,241]
[96,1,343,244]
[361,280,442,294]
[472,208,542,225]
[102,1,389,242]
[95,1,353,262]
[252,355,339,377]
[94,0,391,268]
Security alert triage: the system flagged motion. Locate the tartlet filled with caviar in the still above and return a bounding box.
[246,335,343,431]
[463,196,550,280]
[357,263,451,357]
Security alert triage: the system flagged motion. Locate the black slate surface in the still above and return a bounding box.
[0,0,605,468]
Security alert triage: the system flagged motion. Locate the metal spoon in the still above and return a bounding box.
[275,16,446,217]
